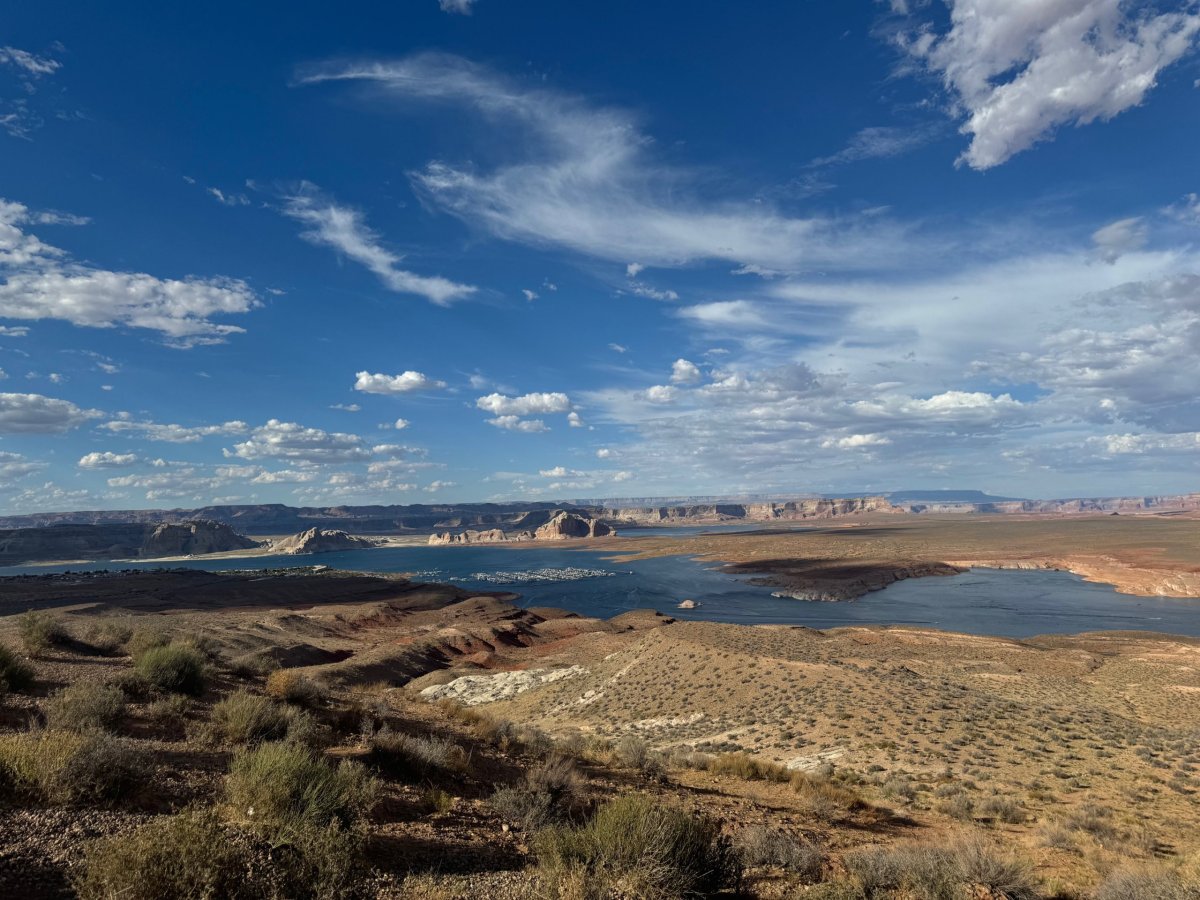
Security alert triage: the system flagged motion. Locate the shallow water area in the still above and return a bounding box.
[5,540,1199,638]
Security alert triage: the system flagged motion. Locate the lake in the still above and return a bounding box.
[5,541,1199,638]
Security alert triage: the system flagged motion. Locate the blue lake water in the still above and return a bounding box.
[5,543,1199,638]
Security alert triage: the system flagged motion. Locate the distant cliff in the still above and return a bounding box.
[600,496,899,525]
[0,521,260,565]
[429,511,614,545]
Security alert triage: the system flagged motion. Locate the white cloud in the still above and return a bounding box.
[225,419,371,463]
[820,433,892,450]
[1165,192,1200,225]
[393,418,410,430]
[207,187,249,206]
[522,289,538,301]
[280,182,476,305]
[677,300,768,330]
[78,451,138,469]
[0,199,258,344]
[0,326,29,337]
[626,262,645,277]
[476,391,572,416]
[424,479,457,492]
[596,448,614,459]
[1092,217,1147,263]
[567,411,584,428]
[0,392,99,433]
[670,358,701,384]
[0,451,44,483]
[900,0,1200,169]
[103,418,248,443]
[608,343,628,354]
[627,281,679,301]
[298,55,912,274]
[330,402,361,412]
[487,415,549,433]
[540,465,582,478]
[438,0,475,13]
[643,385,679,404]
[354,370,447,394]
[0,46,60,76]
[810,124,939,166]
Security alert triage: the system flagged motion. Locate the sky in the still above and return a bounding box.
[1,0,1199,513]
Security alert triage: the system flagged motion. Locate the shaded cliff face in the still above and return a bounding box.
[0,521,259,564]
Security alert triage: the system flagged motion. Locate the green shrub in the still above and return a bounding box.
[82,621,133,655]
[209,690,315,745]
[75,808,254,900]
[0,729,144,805]
[534,794,738,899]
[492,785,555,830]
[0,642,34,692]
[226,742,375,835]
[135,642,206,695]
[19,611,67,657]
[367,728,468,780]
[44,682,126,733]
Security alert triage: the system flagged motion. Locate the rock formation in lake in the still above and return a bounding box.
[428,511,614,545]
[270,528,379,555]
[0,520,260,565]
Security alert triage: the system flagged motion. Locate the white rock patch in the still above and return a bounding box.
[420,665,588,706]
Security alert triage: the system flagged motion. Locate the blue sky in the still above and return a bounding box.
[1,0,1199,512]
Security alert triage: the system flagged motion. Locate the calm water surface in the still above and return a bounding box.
[6,541,1199,638]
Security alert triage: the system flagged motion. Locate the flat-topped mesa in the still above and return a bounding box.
[601,495,898,525]
[0,520,260,565]
[271,527,378,555]
[428,511,614,545]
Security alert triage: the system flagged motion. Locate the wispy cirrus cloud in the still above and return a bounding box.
[297,54,917,275]
[279,182,476,305]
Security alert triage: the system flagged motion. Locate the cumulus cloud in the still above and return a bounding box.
[225,419,371,463]
[280,182,476,305]
[476,391,572,416]
[0,199,258,344]
[487,415,549,433]
[670,358,701,384]
[900,0,1200,169]
[102,418,248,443]
[298,54,913,274]
[78,451,139,469]
[424,479,456,492]
[393,418,410,430]
[354,370,447,394]
[643,384,679,404]
[0,392,99,433]
[0,450,44,483]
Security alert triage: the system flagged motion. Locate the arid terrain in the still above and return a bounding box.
[1,567,1198,898]
[603,515,1200,601]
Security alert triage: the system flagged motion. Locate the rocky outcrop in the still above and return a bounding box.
[0,520,259,565]
[534,511,614,540]
[271,528,379,555]
[601,496,898,525]
[428,511,614,545]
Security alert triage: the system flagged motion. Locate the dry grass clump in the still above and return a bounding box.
[0,642,34,693]
[844,839,1038,900]
[124,627,170,658]
[366,728,468,780]
[266,669,327,707]
[734,824,823,879]
[492,754,587,830]
[533,794,738,899]
[226,741,376,835]
[44,682,127,733]
[134,642,207,695]
[708,751,790,782]
[1094,866,1200,900]
[0,729,144,805]
[75,808,253,900]
[81,621,133,655]
[18,611,68,657]
[209,690,316,745]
